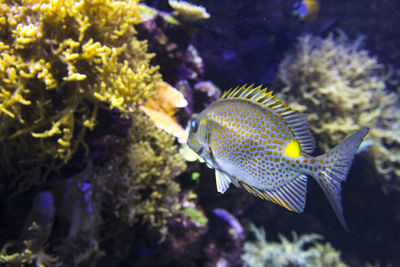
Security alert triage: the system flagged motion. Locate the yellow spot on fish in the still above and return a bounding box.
[284,140,301,158]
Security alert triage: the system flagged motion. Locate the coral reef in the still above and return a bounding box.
[1,164,104,266]
[168,0,210,22]
[0,0,160,192]
[95,109,186,237]
[277,31,400,189]
[136,1,213,124]
[0,1,196,266]
[182,207,208,227]
[0,192,59,267]
[147,191,209,265]
[242,224,347,267]
[0,108,188,266]
[213,208,244,239]
[52,172,103,265]
[137,2,205,84]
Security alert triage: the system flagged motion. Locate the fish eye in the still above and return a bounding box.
[190,118,198,133]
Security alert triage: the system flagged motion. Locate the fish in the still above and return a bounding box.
[292,0,319,21]
[186,85,368,229]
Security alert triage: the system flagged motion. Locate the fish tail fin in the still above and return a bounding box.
[315,128,369,230]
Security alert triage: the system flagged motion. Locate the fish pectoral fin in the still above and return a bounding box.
[241,175,308,213]
[215,170,231,194]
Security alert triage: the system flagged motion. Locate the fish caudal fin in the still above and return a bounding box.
[315,128,369,230]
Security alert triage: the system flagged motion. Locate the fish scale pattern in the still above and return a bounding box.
[207,99,300,189]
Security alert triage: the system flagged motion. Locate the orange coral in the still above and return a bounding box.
[141,81,188,143]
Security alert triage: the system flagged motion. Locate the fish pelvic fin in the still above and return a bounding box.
[215,170,231,193]
[315,128,369,230]
[240,174,308,213]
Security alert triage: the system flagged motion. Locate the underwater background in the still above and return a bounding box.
[0,0,399,266]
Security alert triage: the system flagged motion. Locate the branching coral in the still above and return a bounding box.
[277,31,400,188]
[0,0,161,191]
[95,109,186,237]
[241,224,347,267]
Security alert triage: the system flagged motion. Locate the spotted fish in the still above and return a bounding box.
[187,85,368,229]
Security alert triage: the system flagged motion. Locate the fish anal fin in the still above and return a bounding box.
[240,182,265,199]
[263,174,308,213]
[241,175,308,213]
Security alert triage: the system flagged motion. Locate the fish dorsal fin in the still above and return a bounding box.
[240,174,308,213]
[215,170,231,194]
[221,84,315,154]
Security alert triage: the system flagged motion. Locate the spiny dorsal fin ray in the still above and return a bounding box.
[240,174,308,213]
[221,84,315,154]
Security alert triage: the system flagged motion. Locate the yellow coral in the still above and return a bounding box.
[91,40,160,110]
[0,242,60,267]
[96,109,186,237]
[0,0,161,191]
